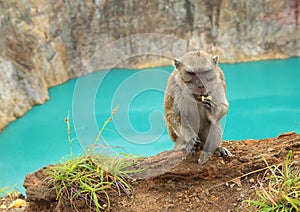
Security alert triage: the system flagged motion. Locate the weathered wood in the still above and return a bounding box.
[126,149,187,179]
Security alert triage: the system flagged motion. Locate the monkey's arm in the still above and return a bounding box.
[164,95,199,152]
[199,99,233,164]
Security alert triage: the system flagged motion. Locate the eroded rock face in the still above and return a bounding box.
[0,0,299,130]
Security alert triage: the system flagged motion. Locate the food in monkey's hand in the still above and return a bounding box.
[200,95,212,102]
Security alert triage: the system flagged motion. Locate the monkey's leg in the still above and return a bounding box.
[165,112,198,153]
[198,123,233,164]
[173,118,199,153]
[174,137,196,153]
[179,113,202,153]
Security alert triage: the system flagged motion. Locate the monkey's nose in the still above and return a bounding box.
[198,85,206,92]
[198,86,207,94]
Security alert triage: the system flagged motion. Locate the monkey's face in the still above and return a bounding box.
[178,68,208,99]
[174,51,219,101]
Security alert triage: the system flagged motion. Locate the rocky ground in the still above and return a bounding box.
[1,132,299,211]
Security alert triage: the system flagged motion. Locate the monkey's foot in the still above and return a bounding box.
[214,146,234,160]
[198,151,212,165]
[197,147,233,164]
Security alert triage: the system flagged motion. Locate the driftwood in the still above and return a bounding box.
[126,149,187,179]
[24,132,300,211]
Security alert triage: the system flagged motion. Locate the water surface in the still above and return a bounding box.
[0,58,299,194]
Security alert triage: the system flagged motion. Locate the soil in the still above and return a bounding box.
[1,132,300,212]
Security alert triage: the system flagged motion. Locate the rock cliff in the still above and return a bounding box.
[0,0,299,130]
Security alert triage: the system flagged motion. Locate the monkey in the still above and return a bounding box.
[164,50,233,164]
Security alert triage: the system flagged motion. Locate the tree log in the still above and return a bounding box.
[126,149,187,179]
[24,132,300,211]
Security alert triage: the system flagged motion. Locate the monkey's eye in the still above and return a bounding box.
[185,69,195,75]
[200,69,214,78]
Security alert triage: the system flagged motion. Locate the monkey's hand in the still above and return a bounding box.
[200,96,228,121]
[201,97,217,113]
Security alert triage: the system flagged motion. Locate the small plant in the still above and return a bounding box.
[0,186,8,197]
[0,186,22,199]
[48,107,142,211]
[50,155,137,211]
[244,150,300,211]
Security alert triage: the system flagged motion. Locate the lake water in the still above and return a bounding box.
[0,58,300,194]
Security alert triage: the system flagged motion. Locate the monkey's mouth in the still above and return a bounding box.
[193,94,211,102]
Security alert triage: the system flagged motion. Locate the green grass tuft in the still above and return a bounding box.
[48,107,142,211]
[49,154,138,211]
[244,150,300,212]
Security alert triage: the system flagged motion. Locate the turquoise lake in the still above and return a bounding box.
[0,58,300,194]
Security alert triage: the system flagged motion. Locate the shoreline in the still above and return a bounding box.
[1,56,299,132]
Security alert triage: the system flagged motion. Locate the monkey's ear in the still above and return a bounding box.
[174,58,183,69]
[212,55,219,64]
